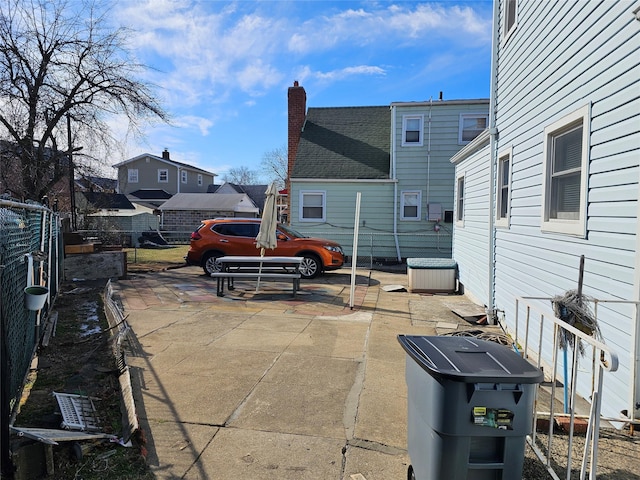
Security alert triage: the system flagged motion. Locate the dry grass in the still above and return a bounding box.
[123,246,189,271]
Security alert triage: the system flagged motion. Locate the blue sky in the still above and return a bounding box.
[109,1,494,183]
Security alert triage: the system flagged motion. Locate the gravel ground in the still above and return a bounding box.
[522,427,640,479]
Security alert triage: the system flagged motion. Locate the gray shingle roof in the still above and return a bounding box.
[81,192,135,210]
[229,184,268,211]
[130,189,173,200]
[158,193,258,212]
[292,106,390,179]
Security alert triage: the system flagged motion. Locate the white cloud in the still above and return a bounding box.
[173,115,215,136]
[114,1,491,106]
[105,1,492,170]
[311,65,386,82]
[238,68,284,96]
[288,3,491,54]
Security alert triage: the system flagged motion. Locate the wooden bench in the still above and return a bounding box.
[210,272,301,297]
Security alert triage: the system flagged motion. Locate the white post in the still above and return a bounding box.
[349,192,362,309]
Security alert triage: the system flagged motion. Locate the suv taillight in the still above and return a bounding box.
[190,231,202,240]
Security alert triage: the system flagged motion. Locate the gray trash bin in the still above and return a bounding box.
[398,335,543,480]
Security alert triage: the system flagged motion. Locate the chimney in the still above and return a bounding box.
[287,81,306,199]
[162,148,170,160]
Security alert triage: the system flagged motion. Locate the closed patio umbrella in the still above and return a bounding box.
[255,182,279,291]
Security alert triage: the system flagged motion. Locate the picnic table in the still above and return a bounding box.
[210,256,303,297]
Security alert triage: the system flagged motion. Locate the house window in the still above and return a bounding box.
[197,174,203,186]
[496,147,512,227]
[128,169,138,183]
[401,191,421,220]
[503,0,517,39]
[158,169,168,183]
[181,170,188,184]
[459,114,488,144]
[402,115,423,146]
[300,191,325,222]
[456,175,465,224]
[541,105,590,237]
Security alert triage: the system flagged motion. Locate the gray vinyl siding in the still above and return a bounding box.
[452,144,491,307]
[117,156,213,195]
[492,0,640,419]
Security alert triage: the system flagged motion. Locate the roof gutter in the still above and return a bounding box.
[450,129,491,164]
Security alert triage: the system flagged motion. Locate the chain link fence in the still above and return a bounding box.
[76,226,452,270]
[313,230,452,269]
[1,200,61,418]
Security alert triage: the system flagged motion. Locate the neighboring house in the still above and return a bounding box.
[277,188,288,223]
[77,192,135,211]
[209,182,269,214]
[0,140,73,211]
[76,191,158,245]
[127,189,173,210]
[75,175,117,193]
[287,81,489,260]
[451,0,640,421]
[158,193,259,231]
[113,149,216,196]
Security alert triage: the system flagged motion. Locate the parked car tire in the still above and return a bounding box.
[298,254,321,279]
[202,252,222,275]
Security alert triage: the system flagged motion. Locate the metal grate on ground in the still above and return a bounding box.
[53,392,100,431]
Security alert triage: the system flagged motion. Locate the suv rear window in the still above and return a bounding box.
[212,223,259,237]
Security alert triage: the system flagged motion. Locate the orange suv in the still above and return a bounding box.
[185,218,345,278]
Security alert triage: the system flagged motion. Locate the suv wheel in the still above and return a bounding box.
[298,255,321,279]
[202,253,222,275]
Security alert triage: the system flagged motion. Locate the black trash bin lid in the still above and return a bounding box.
[398,335,543,384]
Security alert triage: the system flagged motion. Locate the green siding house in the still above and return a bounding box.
[287,82,488,263]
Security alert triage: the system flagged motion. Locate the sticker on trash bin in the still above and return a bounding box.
[472,407,514,430]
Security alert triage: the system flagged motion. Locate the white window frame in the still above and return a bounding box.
[541,105,590,237]
[459,114,489,144]
[496,147,512,228]
[197,174,203,186]
[502,0,518,41]
[456,174,465,226]
[299,190,326,222]
[158,169,168,183]
[181,170,188,184]
[402,115,423,146]
[400,190,422,221]
[127,168,138,183]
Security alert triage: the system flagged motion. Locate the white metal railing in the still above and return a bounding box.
[510,296,623,480]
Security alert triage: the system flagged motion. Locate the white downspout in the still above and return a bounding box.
[426,98,432,206]
[632,168,640,420]
[487,0,500,322]
[391,105,401,261]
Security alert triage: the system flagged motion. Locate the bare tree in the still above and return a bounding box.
[260,145,287,189]
[222,166,260,185]
[0,0,168,201]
